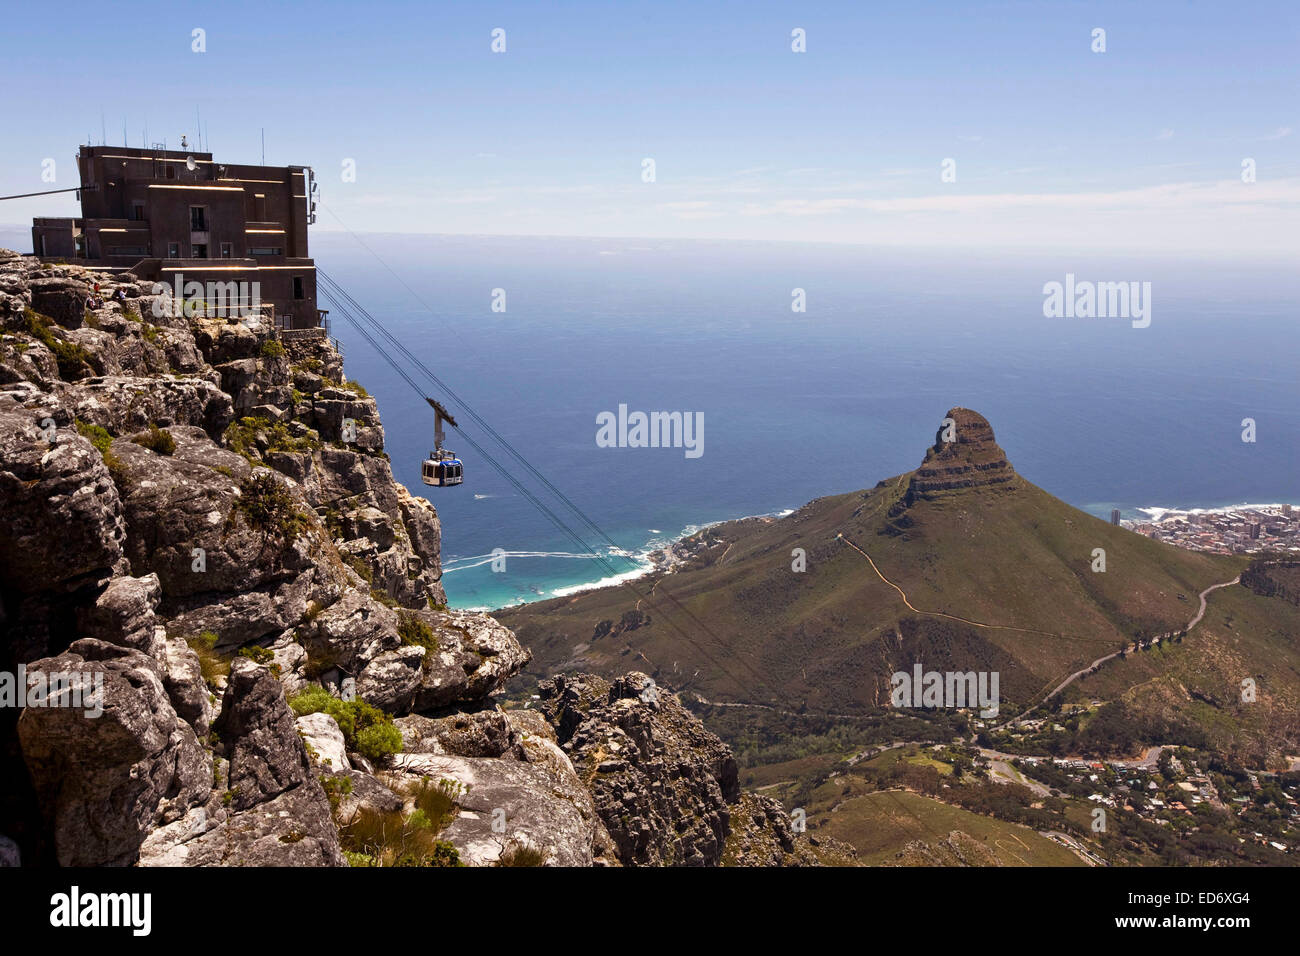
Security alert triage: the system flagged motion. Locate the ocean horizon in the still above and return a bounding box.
[2,225,1292,611]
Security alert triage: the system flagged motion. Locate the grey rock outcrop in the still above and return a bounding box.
[16,639,210,866]
[0,385,125,598]
[536,672,738,866]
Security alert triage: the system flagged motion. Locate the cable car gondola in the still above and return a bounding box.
[421,398,464,487]
[423,449,463,487]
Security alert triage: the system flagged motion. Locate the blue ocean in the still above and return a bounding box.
[311,234,1299,610]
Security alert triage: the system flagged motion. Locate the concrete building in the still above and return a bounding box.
[1111,508,1121,526]
[31,144,322,329]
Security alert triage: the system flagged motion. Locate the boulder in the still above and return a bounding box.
[395,710,524,759]
[28,276,89,328]
[214,658,312,811]
[297,712,351,772]
[17,639,210,866]
[68,376,234,439]
[75,573,164,653]
[158,634,213,736]
[0,387,125,595]
[388,750,616,867]
[138,784,344,867]
[536,672,738,866]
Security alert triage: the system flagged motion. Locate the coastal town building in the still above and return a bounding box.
[1124,504,1300,555]
[30,144,322,329]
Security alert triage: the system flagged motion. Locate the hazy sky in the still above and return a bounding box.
[2,0,1296,254]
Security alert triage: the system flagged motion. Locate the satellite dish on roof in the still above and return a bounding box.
[186,155,197,172]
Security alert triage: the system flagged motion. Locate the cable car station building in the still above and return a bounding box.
[31,144,323,330]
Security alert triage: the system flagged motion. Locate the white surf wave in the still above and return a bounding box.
[1135,502,1297,522]
[442,550,599,572]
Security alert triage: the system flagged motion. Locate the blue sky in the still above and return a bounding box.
[2,0,1296,252]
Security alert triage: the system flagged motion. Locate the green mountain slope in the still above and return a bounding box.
[500,409,1295,761]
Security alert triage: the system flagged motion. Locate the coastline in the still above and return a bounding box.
[451,500,1299,613]
[445,507,795,613]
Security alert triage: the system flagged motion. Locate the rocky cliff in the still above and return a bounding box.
[906,407,1017,500]
[0,249,818,867]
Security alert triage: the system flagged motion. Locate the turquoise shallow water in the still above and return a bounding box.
[309,234,1300,610]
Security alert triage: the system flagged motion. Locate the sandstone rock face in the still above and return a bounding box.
[28,275,88,328]
[68,376,234,439]
[138,659,345,867]
[17,639,210,866]
[138,784,345,867]
[0,385,125,598]
[536,672,739,866]
[0,256,460,865]
[387,708,618,867]
[906,407,1017,499]
[215,659,314,812]
[75,573,164,653]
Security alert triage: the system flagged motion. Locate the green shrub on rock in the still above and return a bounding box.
[233,471,309,545]
[288,686,403,762]
[130,423,176,456]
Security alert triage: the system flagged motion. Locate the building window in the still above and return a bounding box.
[109,246,148,257]
[293,276,305,299]
[130,202,145,221]
[190,206,208,231]
[163,164,176,180]
[220,242,233,259]
[192,244,208,258]
[167,242,180,258]
[248,247,282,256]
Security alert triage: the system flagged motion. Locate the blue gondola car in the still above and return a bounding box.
[422,450,463,487]
[421,398,463,487]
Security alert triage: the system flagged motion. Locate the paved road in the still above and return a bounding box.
[1109,745,1174,770]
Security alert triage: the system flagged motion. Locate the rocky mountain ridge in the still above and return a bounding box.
[0,249,823,867]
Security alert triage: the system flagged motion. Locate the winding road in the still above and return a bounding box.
[834,531,1242,728]
[1000,575,1241,727]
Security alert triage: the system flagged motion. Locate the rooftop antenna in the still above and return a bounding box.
[196,107,201,151]
[261,128,265,164]
[100,111,106,146]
